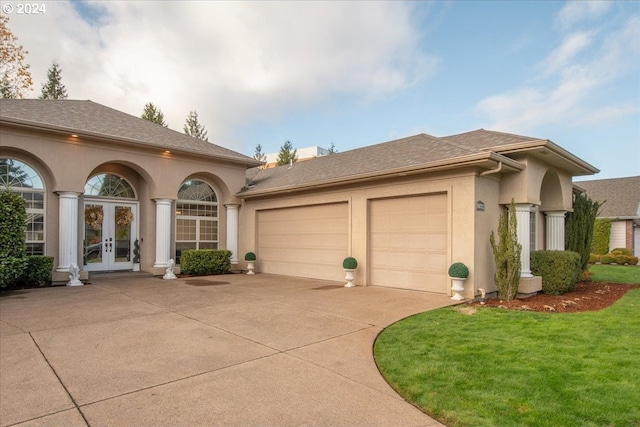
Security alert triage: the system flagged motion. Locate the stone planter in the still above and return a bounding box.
[246,261,255,275]
[450,277,466,300]
[344,269,356,287]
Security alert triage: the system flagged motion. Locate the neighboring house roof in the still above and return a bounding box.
[575,176,640,219]
[0,99,261,167]
[240,129,598,198]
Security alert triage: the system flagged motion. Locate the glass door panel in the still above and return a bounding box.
[84,202,136,271]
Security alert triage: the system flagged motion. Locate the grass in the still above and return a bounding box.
[589,264,640,284]
[374,289,640,427]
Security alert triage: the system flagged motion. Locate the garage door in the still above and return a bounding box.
[257,203,348,280]
[369,194,448,293]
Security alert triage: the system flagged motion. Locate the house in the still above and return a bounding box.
[574,176,640,257]
[1,99,599,299]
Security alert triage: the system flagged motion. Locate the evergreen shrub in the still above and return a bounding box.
[448,262,469,278]
[244,252,256,261]
[0,190,27,289]
[531,250,582,295]
[591,218,611,255]
[600,254,615,264]
[611,248,631,256]
[180,249,231,275]
[23,256,54,286]
[343,257,357,270]
[588,253,600,264]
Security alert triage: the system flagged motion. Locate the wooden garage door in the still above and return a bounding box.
[257,203,348,280]
[369,194,448,293]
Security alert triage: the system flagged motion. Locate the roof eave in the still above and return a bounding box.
[0,116,263,168]
[238,152,524,199]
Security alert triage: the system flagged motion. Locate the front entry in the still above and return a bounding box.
[84,201,138,271]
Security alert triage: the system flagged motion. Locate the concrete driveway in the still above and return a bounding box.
[1,273,456,427]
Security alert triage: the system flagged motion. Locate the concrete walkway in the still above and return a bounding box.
[1,273,456,427]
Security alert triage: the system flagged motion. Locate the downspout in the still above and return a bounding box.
[480,161,503,176]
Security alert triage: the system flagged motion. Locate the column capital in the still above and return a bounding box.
[544,210,567,217]
[514,203,533,212]
[154,198,174,205]
[56,191,80,199]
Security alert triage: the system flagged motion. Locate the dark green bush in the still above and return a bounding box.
[591,218,611,255]
[0,257,27,289]
[0,190,27,258]
[342,257,357,269]
[244,252,256,261]
[531,250,581,295]
[448,262,469,278]
[180,249,231,275]
[23,256,54,286]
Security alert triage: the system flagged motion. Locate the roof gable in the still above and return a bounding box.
[0,99,261,167]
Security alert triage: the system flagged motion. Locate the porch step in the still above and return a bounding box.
[88,271,154,281]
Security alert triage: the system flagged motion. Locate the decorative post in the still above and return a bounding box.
[153,198,173,268]
[225,204,240,264]
[56,191,80,272]
[514,204,533,277]
[545,211,566,251]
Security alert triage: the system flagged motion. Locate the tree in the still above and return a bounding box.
[327,142,338,154]
[39,60,68,99]
[183,110,208,141]
[565,192,602,273]
[141,102,167,127]
[490,199,522,302]
[0,16,33,98]
[276,140,297,166]
[253,144,267,167]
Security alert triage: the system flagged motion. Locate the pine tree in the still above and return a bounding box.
[183,110,208,141]
[39,60,68,99]
[565,192,602,273]
[0,16,33,98]
[141,102,167,127]
[253,144,267,167]
[276,140,297,166]
[327,142,338,154]
[490,199,522,301]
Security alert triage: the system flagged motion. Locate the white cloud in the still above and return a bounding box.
[555,0,611,28]
[7,1,437,149]
[476,15,640,133]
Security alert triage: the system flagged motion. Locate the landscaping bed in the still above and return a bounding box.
[473,280,640,313]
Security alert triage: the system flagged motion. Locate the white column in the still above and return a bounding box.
[56,192,80,272]
[153,198,173,268]
[225,204,240,264]
[545,211,566,251]
[514,204,533,278]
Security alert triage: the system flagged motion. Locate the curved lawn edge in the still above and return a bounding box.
[373,289,640,427]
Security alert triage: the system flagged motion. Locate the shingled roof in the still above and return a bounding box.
[575,176,640,219]
[0,99,261,167]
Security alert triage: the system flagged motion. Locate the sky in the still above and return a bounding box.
[3,0,639,181]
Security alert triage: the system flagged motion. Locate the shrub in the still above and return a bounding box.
[490,199,521,301]
[343,257,357,270]
[448,262,469,278]
[629,256,639,266]
[244,252,256,261]
[591,218,611,255]
[600,254,615,264]
[22,256,54,286]
[0,190,27,258]
[133,239,140,264]
[565,193,603,273]
[531,250,581,295]
[180,250,231,275]
[0,257,27,289]
[588,253,600,264]
[611,248,631,256]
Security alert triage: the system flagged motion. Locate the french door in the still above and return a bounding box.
[84,201,138,271]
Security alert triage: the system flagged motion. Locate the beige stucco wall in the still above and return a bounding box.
[1,126,250,275]
[239,168,484,299]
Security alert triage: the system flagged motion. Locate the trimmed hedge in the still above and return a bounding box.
[23,256,54,286]
[180,249,231,276]
[0,257,27,289]
[531,250,582,295]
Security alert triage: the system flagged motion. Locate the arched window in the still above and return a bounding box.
[0,158,46,255]
[175,180,218,263]
[85,174,135,198]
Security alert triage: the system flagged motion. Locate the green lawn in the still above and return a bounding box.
[374,289,640,427]
[589,264,640,284]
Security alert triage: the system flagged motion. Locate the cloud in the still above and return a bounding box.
[7,1,436,149]
[555,0,611,29]
[476,15,640,133]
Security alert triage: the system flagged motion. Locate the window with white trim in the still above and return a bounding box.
[0,158,46,255]
[175,180,218,263]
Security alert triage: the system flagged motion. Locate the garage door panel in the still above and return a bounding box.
[258,203,348,281]
[369,194,448,293]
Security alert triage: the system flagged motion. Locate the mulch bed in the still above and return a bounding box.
[469,281,640,313]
